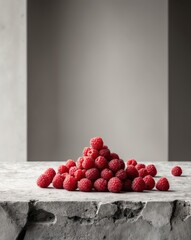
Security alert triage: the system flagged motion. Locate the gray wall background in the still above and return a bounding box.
[28,0,168,161]
[0,0,26,162]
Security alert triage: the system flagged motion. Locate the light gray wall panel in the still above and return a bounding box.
[0,0,26,161]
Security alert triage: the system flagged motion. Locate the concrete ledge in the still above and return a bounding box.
[0,162,191,240]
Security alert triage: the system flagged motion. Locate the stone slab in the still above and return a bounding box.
[0,162,191,240]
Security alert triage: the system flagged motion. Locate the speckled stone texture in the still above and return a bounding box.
[0,162,191,240]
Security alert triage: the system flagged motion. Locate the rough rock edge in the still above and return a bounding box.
[15,200,191,240]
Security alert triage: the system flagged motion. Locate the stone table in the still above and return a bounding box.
[0,162,191,240]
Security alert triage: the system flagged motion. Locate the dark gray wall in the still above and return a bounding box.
[28,0,168,161]
[169,0,191,161]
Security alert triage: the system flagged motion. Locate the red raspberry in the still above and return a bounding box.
[122,179,132,191]
[94,178,108,192]
[76,157,84,169]
[44,168,56,183]
[132,177,145,192]
[85,168,100,181]
[83,147,91,156]
[115,169,127,181]
[138,168,148,178]
[52,174,64,189]
[78,178,92,192]
[108,159,122,173]
[99,148,111,159]
[101,168,114,180]
[82,157,95,169]
[156,177,170,191]
[95,156,108,170]
[57,165,69,174]
[74,169,85,181]
[82,169,86,175]
[108,177,122,193]
[87,148,99,159]
[143,175,155,190]
[127,159,137,166]
[65,159,76,169]
[119,159,125,169]
[61,172,69,181]
[126,165,139,180]
[90,137,103,150]
[102,145,108,149]
[171,166,182,176]
[146,164,157,177]
[136,163,146,171]
[36,174,50,188]
[110,153,119,160]
[63,176,77,191]
[69,166,78,176]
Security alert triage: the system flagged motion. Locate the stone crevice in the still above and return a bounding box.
[113,201,145,223]
[66,201,145,226]
[16,199,57,240]
[170,200,177,230]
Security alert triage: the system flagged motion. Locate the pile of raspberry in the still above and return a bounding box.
[37,137,182,193]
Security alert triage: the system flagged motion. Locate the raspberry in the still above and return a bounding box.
[63,176,77,191]
[132,177,145,192]
[115,169,127,181]
[52,174,64,189]
[76,157,84,169]
[61,172,69,181]
[78,178,92,192]
[138,168,148,178]
[146,164,157,177]
[99,148,111,159]
[36,174,50,188]
[82,156,95,169]
[108,177,122,193]
[65,159,76,169]
[123,179,132,191]
[90,137,103,150]
[57,165,69,174]
[110,153,119,160]
[136,163,146,171]
[69,166,78,176]
[83,147,91,156]
[102,145,108,149]
[74,169,85,181]
[87,148,99,159]
[85,168,100,181]
[156,177,170,191]
[127,159,137,166]
[94,178,108,192]
[44,168,56,183]
[95,156,108,170]
[171,166,182,176]
[101,168,114,180]
[108,159,122,173]
[126,165,139,180]
[119,159,125,169]
[143,175,155,190]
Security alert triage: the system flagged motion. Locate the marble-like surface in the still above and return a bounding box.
[0,161,190,202]
[0,162,191,240]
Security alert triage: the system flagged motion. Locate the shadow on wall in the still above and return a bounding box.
[169,0,191,161]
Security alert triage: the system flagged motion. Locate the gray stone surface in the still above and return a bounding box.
[0,162,191,239]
